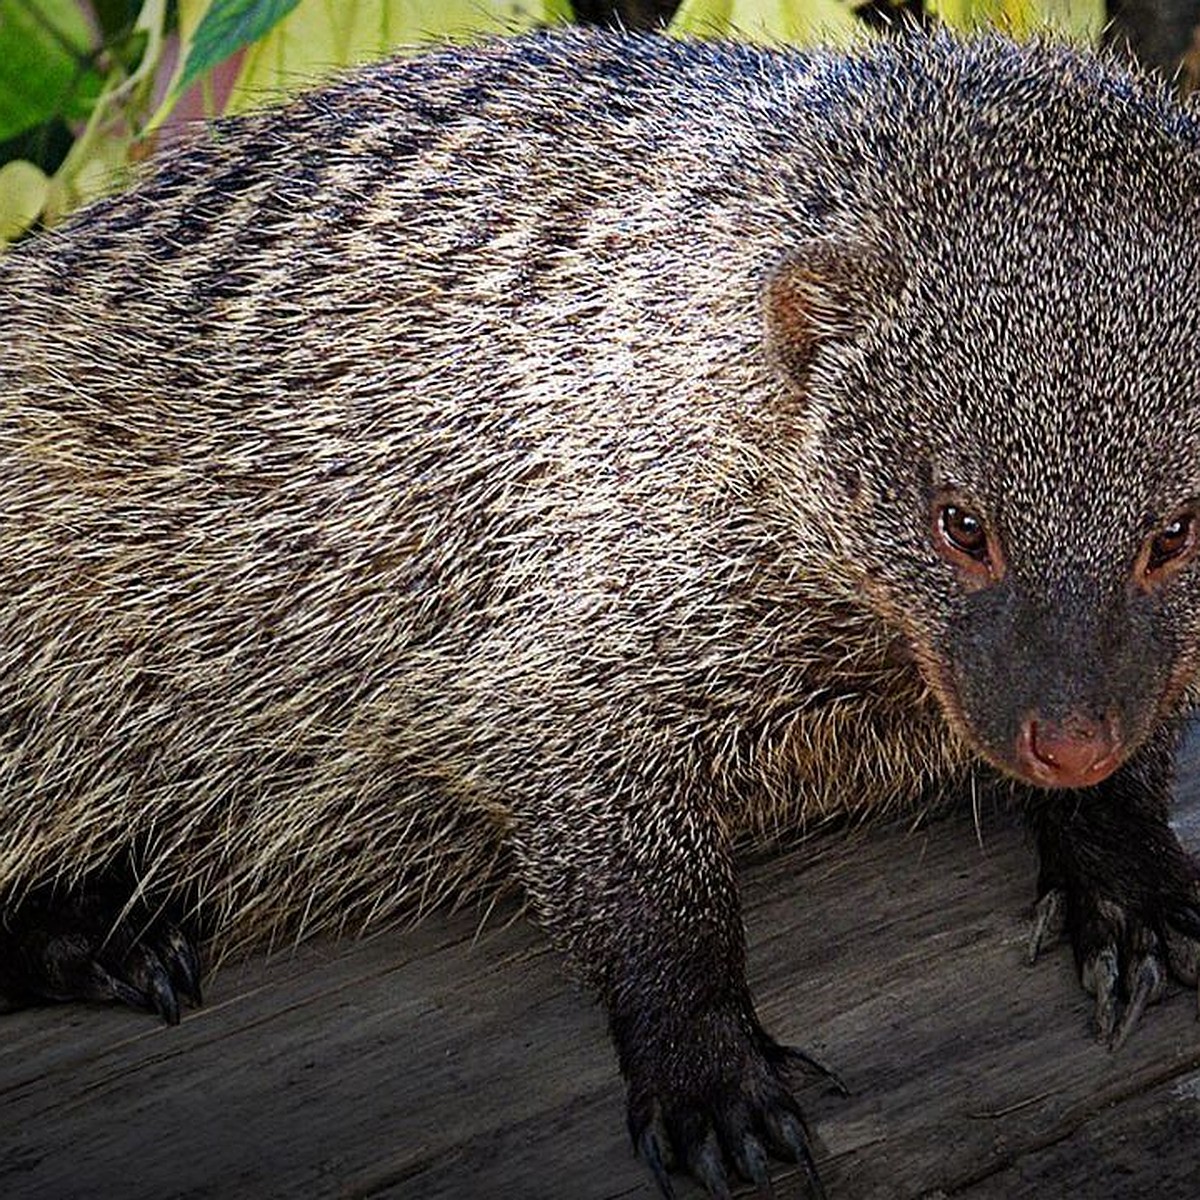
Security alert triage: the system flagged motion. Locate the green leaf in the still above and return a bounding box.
[176,0,304,97]
[0,0,106,141]
[933,0,1104,39]
[221,0,572,116]
[669,0,858,46]
[0,158,48,243]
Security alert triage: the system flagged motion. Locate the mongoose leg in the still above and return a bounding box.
[1023,732,1200,1048]
[514,798,833,1197]
[0,880,201,1024]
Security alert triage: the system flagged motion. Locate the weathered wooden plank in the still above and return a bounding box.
[2,743,1200,1199]
[949,1069,1200,1198]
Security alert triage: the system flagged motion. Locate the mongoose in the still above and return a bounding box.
[3,26,1200,1198]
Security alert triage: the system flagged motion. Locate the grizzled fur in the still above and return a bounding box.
[4,27,1200,1197]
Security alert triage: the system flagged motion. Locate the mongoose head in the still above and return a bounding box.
[763,62,1200,790]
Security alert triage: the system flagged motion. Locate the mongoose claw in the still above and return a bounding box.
[163,922,204,1007]
[0,883,201,1024]
[778,1043,851,1097]
[1081,930,1168,1050]
[638,1123,678,1200]
[690,1130,734,1200]
[1110,952,1166,1050]
[1026,887,1067,965]
[120,932,203,1024]
[1035,880,1200,1049]
[627,1017,828,1199]
[1080,942,1121,1043]
[733,1129,774,1195]
[762,1109,826,1200]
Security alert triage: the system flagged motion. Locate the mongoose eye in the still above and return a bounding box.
[938,504,988,561]
[932,499,1001,588]
[1144,511,1197,578]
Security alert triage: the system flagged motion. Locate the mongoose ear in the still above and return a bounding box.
[763,241,905,385]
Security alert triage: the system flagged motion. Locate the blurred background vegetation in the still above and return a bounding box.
[0,0,1193,246]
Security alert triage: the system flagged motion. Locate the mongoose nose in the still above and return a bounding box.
[1016,714,1121,789]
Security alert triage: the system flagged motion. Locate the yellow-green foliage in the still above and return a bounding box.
[0,0,1107,245]
[174,0,574,119]
[0,0,569,245]
[671,0,858,43]
[932,0,1102,39]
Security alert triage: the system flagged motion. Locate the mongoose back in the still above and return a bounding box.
[4,27,1200,1198]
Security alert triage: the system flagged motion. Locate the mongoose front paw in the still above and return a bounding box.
[625,1010,843,1199]
[1027,881,1200,1049]
[0,884,202,1024]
